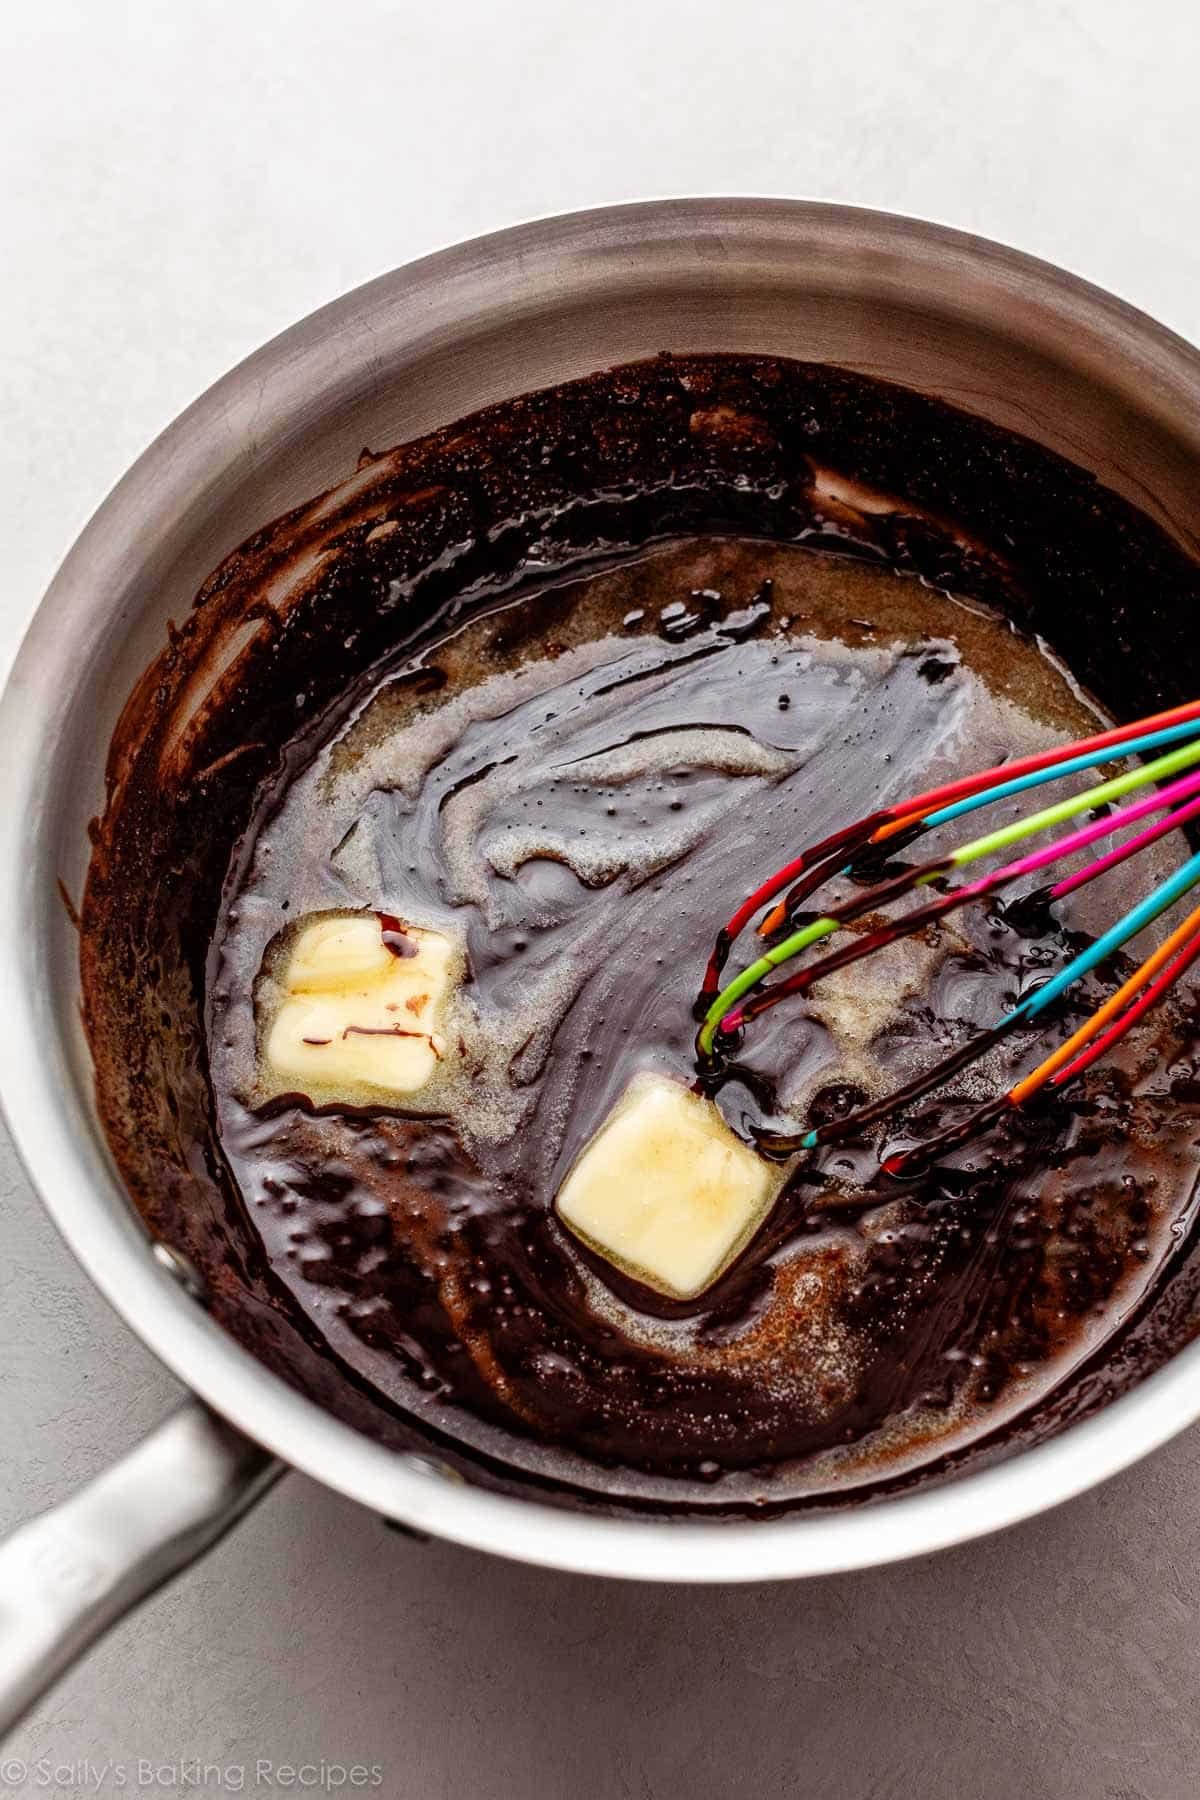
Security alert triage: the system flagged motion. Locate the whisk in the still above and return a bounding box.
[694,695,1200,1176]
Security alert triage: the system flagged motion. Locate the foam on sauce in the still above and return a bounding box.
[208,537,1200,1502]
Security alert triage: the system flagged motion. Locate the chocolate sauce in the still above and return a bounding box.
[80,354,1200,1513]
[200,538,1200,1503]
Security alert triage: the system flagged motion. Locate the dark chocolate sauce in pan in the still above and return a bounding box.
[81,354,1200,1513]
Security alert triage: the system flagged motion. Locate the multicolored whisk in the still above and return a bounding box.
[695,696,1200,1176]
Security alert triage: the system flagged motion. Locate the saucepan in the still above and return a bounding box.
[3,197,1200,1733]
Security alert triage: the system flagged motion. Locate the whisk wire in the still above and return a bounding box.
[1002,843,1200,1027]
[874,881,1200,1177]
[698,731,1200,1054]
[697,696,1200,1168]
[724,776,1200,1041]
[1011,901,1200,1101]
[758,707,1200,936]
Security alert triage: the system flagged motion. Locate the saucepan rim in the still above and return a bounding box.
[4,195,1200,1581]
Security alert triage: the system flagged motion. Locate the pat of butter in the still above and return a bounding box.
[555,1073,778,1300]
[263,913,456,1101]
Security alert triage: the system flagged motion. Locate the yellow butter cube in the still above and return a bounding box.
[555,1072,778,1300]
[263,913,457,1101]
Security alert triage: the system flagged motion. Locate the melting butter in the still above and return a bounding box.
[555,1072,780,1300]
[262,912,457,1101]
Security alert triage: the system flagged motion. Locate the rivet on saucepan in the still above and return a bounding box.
[151,1241,209,1302]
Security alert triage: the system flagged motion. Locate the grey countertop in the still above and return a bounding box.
[5,2,1200,1794]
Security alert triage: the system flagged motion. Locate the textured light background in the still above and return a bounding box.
[4,2,1200,1794]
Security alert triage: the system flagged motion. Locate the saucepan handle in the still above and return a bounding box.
[0,1400,279,1737]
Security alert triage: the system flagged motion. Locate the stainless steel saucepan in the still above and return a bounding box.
[3,198,1200,1732]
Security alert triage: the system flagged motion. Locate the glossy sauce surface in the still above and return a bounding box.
[210,539,1200,1504]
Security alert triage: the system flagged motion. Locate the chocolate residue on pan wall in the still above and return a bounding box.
[81,353,1200,1514]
